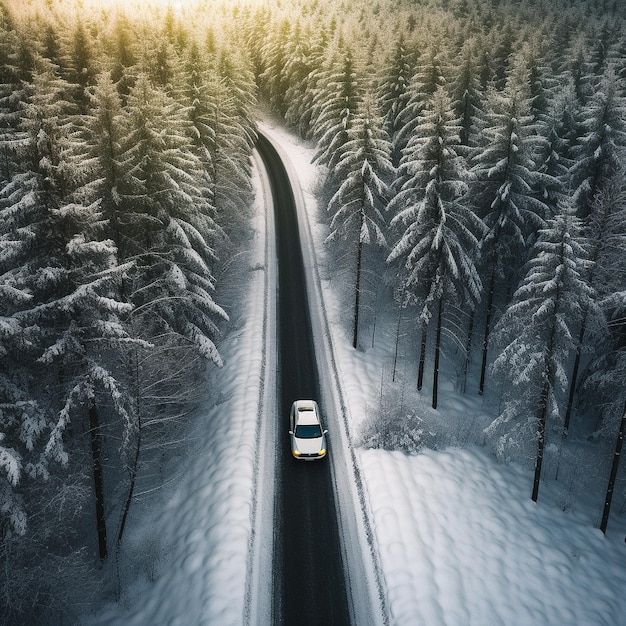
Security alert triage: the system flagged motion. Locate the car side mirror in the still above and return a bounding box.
[289,430,293,435]
[323,429,328,435]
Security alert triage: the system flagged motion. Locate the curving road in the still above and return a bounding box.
[255,134,351,625]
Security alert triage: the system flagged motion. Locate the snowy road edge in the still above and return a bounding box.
[244,148,277,626]
[259,123,390,626]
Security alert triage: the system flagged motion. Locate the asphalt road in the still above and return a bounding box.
[256,133,351,626]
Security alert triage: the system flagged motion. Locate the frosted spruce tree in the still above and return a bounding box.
[488,205,599,502]
[388,86,483,407]
[283,24,328,139]
[574,173,626,431]
[569,65,626,221]
[391,39,447,170]
[471,57,554,395]
[326,95,393,349]
[449,37,485,149]
[312,47,363,179]
[211,50,256,228]
[377,35,416,166]
[259,17,293,117]
[117,73,227,363]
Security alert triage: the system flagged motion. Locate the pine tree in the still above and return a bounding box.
[569,66,626,221]
[449,37,484,149]
[326,95,393,349]
[575,173,626,429]
[534,76,580,213]
[471,57,554,395]
[117,73,227,362]
[64,18,98,113]
[488,205,599,501]
[284,23,328,139]
[312,47,363,178]
[391,39,447,168]
[203,53,256,233]
[388,86,483,405]
[259,17,292,116]
[377,35,416,165]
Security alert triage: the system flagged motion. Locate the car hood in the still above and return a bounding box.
[294,437,325,454]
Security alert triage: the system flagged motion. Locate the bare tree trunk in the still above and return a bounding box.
[600,401,626,534]
[564,321,586,433]
[479,268,496,396]
[352,238,363,349]
[118,349,142,550]
[89,400,108,560]
[461,309,474,394]
[117,419,141,549]
[392,306,403,382]
[417,324,427,391]
[532,379,550,502]
[432,297,443,409]
[533,320,557,502]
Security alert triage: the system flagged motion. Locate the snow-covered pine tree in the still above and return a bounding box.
[487,205,599,501]
[177,41,217,206]
[283,23,328,139]
[569,65,626,221]
[559,34,596,105]
[377,34,416,166]
[116,73,227,363]
[109,11,138,101]
[211,49,256,228]
[391,38,447,170]
[576,172,626,432]
[104,72,230,550]
[142,35,178,92]
[533,76,580,214]
[198,52,256,235]
[326,95,394,349]
[471,55,554,395]
[0,3,24,185]
[63,17,98,114]
[312,47,363,179]
[259,17,292,117]
[387,86,483,406]
[449,36,484,149]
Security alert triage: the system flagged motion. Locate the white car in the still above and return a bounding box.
[289,400,328,460]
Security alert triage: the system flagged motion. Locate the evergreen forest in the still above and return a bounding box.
[1,0,626,621]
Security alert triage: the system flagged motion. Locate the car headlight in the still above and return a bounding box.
[318,449,326,456]
[293,449,301,457]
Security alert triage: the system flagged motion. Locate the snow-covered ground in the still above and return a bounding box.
[89,118,626,626]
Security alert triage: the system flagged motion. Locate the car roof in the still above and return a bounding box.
[294,400,319,425]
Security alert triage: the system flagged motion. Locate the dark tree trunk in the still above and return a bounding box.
[417,324,427,391]
[479,269,496,395]
[89,400,108,560]
[461,309,475,395]
[392,306,403,383]
[432,297,444,409]
[117,418,141,549]
[532,378,550,502]
[118,350,142,551]
[352,238,363,349]
[532,318,558,502]
[564,321,586,433]
[600,402,626,534]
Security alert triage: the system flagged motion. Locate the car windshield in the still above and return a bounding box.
[294,424,322,439]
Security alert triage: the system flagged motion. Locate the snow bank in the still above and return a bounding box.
[360,447,626,625]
